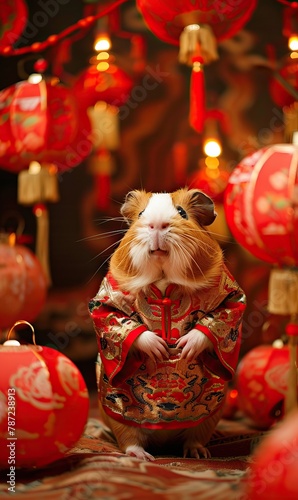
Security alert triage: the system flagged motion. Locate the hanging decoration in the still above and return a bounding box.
[236,343,296,429]
[0,0,28,50]
[0,321,89,468]
[0,234,47,333]
[224,144,298,266]
[73,60,134,112]
[136,0,257,132]
[18,161,60,286]
[0,0,127,57]
[225,142,298,416]
[0,63,93,173]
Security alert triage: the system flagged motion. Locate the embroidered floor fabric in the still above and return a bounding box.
[0,417,264,499]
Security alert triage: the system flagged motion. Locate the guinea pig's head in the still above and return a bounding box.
[109,188,223,293]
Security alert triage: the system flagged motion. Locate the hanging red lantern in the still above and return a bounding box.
[270,56,298,108]
[0,0,28,51]
[224,144,298,266]
[0,322,89,468]
[236,344,296,429]
[243,409,298,499]
[73,62,134,111]
[137,0,257,132]
[0,74,92,174]
[0,235,47,331]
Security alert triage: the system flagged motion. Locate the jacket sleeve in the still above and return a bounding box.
[89,272,148,385]
[194,266,246,381]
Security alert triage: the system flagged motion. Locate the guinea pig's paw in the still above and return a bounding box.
[126,444,155,461]
[133,330,169,361]
[176,329,213,361]
[183,442,211,459]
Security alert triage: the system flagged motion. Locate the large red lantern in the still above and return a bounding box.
[137,0,257,132]
[224,144,298,266]
[0,236,47,331]
[0,75,92,173]
[137,0,257,46]
[243,409,298,499]
[236,344,296,429]
[0,324,89,468]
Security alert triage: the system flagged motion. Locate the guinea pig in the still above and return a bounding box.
[89,188,246,461]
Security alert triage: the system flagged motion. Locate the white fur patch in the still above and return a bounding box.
[143,193,177,226]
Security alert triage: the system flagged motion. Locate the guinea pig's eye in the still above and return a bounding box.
[176,206,188,220]
[138,210,144,218]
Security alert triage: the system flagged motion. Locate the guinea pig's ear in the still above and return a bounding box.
[188,189,217,226]
[120,190,148,225]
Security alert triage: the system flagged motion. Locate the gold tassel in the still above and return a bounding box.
[179,24,218,66]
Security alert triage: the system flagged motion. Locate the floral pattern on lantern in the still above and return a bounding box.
[0,76,92,173]
[0,342,89,468]
[0,238,47,330]
[224,144,298,266]
[236,344,296,429]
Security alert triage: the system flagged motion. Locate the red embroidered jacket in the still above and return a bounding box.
[89,265,246,429]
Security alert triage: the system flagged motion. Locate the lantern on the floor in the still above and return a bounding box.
[236,344,296,428]
[0,234,47,331]
[0,69,92,173]
[244,409,298,499]
[137,0,257,132]
[0,322,89,468]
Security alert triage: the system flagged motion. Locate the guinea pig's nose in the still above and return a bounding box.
[149,222,169,230]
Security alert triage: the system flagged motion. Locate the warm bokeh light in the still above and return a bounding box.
[203,139,222,158]
[205,156,219,169]
[289,35,298,51]
[94,36,111,52]
[28,73,43,84]
[96,61,110,72]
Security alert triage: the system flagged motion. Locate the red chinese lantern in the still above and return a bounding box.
[224,144,298,266]
[243,409,298,499]
[73,62,134,111]
[0,235,47,331]
[0,0,28,51]
[0,74,92,174]
[270,56,298,108]
[236,344,296,429]
[0,323,89,468]
[137,0,257,132]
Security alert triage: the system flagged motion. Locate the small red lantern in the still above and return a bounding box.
[73,63,134,111]
[224,144,298,266]
[236,344,296,429]
[243,409,298,499]
[0,235,47,331]
[0,75,92,173]
[270,56,298,108]
[0,322,89,468]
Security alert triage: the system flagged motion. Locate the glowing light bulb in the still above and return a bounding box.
[289,35,298,52]
[94,36,111,52]
[28,73,43,84]
[203,139,222,158]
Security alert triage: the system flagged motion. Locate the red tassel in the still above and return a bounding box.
[95,173,110,212]
[189,56,205,133]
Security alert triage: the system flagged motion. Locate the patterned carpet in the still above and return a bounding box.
[0,416,265,499]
